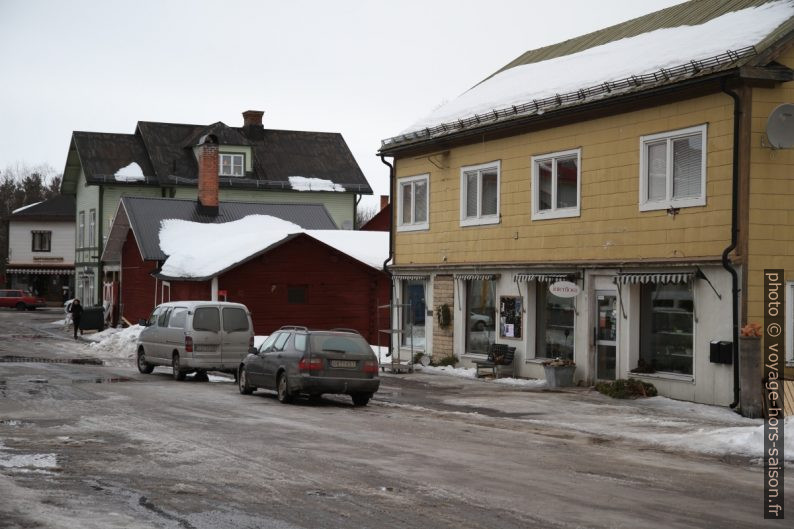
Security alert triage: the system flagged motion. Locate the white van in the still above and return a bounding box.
[136,301,254,380]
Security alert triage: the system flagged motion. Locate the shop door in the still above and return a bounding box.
[595,291,617,380]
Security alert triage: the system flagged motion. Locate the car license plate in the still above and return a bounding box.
[330,360,356,368]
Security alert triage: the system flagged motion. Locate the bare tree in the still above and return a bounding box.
[355,204,378,229]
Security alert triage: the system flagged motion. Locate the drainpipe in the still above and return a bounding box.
[721,79,741,409]
[380,155,394,272]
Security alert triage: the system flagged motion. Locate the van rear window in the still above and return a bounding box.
[193,307,220,332]
[222,308,249,332]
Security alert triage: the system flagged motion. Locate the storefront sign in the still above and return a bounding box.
[549,280,580,298]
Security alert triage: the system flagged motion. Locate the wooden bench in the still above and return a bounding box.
[473,344,516,379]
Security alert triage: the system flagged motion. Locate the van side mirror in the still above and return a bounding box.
[138,318,149,327]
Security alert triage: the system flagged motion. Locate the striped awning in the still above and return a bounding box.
[514,273,572,283]
[6,268,74,275]
[615,272,694,284]
[454,273,499,280]
[392,274,430,281]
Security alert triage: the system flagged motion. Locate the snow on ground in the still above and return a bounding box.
[0,442,58,473]
[83,325,143,361]
[114,161,145,182]
[403,1,794,134]
[288,176,345,192]
[158,214,388,278]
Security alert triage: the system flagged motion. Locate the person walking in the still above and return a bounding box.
[70,298,83,339]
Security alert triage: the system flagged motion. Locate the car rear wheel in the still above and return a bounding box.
[351,393,372,407]
[277,373,293,404]
[137,349,154,374]
[238,366,254,395]
[172,353,186,381]
[15,302,25,311]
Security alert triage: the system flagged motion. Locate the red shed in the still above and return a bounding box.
[103,197,390,344]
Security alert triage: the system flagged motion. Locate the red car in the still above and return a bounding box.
[0,289,47,310]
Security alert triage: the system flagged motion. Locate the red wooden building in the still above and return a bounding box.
[103,197,390,343]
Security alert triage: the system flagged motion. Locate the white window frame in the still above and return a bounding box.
[78,211,85,248]
[460,160,501,227]
[88,209,96,246]
[785,281,794,366]
[397,174,430,232]
[531,148,581,220]
[219,153,245,177]
[639,124,707,212]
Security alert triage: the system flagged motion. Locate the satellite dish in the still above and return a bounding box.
[766,103,794,149]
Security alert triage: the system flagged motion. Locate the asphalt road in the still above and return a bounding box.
[0,308,787,529]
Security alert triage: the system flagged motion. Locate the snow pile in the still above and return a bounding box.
[420,365,478,379]
[11,201,42,214]
[0,442,58,473]
[114,162,145,182]
[85,325,143,360]
[288,176,345,192]
[403,1,794,134]
[493,377,547,389]
[158,215,388,278]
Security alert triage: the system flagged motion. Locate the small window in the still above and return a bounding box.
[639,125,706,211]
[193,307,221,332]
[460,161,500,227]
[287,285,307,304]
[219,153,244,177]
[169,308,188,329]
[222,307,249,332]
[157,308,171,328]
[32,231,52,252]
[273,332,291,351]
[397,174,429,231]
[531,149,581,220]
[147,307,161,327]
[78,211,85,248]
[88,209,96,245]
[294,334,307,352]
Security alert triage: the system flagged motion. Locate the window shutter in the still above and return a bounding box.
[672,135,702,199]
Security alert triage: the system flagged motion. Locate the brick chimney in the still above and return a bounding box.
[242,110,264,129]
[380,195,389,210]
[197,134,219,214]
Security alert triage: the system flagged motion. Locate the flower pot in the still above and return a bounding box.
[543,365,576,388]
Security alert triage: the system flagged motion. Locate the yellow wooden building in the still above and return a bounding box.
[379,0,794,406]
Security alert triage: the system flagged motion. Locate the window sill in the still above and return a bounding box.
[629,371,694,384]
[531,208,580,221]
[639,198,705,212]
[460,216,500,228]
[396,223,429,232]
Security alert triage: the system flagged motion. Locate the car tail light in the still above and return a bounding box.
[362,360,378,374]
[185,336,193,353]
[298,357,323,372]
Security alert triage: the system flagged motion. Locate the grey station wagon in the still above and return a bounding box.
[238,326,380,406]
[137,301,254,380]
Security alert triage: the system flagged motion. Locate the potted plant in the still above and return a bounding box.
[542,358,576,388]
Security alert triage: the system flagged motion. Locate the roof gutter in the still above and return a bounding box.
[720,79,741,410]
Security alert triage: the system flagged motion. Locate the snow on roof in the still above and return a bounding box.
[114,162,145,182]
[288,176,346,192]
[402,1,794,135]
[11,201,43,214]
[158,215,387,279]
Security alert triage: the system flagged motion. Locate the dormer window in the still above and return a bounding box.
[220,153,244,176]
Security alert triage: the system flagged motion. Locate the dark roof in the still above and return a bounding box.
[10,195,75,221]
[102,196,338,262]
[63,118,371,194]
[381,0,794,152]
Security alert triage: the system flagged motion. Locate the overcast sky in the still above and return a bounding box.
[0,0,682,209]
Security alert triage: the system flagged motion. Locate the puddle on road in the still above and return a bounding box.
[71,376,135,385]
